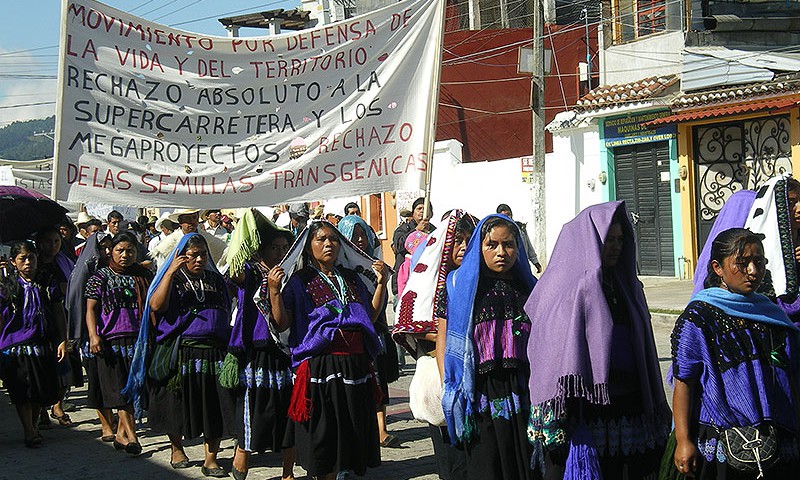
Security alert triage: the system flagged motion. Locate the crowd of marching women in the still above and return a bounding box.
[3,183,800,480]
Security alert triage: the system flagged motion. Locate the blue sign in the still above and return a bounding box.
[604,110,676,147]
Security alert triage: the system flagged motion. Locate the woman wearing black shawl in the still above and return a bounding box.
[66,232,116,440]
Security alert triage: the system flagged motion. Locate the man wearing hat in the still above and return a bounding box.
[202,208,228,241]
[75,212,103,257]
[149,209,229,271]
[288,202,309,236]
[147,212,177,256]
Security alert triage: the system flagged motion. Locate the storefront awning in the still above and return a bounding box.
[646,98,800,126]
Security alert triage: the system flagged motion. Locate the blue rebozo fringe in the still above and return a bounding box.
[563,424,602,480]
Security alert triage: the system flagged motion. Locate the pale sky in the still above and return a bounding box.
[0,0,297,127]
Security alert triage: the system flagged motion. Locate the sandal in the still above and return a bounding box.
[50,411,73,427]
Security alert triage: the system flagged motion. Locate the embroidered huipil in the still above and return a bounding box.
[155,271,231,343]
[672,300,797,432]
[0,277,58,350]
[472,276,531,375]
[282,266,380,368]
[85,267,144,339]
[228,262,274,356]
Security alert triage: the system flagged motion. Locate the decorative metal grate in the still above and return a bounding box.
[694,115,791,222]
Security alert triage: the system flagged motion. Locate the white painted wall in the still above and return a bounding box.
[545,126,604,258]
[601,31,684,85]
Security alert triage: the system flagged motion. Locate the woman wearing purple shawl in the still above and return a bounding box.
[0,241,67,447]
[223,208,295,480]
[270,220,389,480]
[670,227,800,479]
[145,233,234,477]
[525,201,670,479]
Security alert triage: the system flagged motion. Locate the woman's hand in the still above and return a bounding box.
[674,438,698,477]
[56,340,68,362]
[372,260,388,285]
[89,333,102,355]
[268,266,286,294]
[168,254,190,275]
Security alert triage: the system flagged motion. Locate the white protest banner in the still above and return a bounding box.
[54,0,444,208]
[0,158,54,197]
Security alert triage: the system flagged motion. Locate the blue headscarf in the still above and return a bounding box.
[692,287,799,331]
[122,233,220,417]
[337,214,381,257]
[441,213,537,444]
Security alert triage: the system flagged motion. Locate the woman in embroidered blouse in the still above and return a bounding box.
[85,232,152,455]
[0,241,67,447]
[225,208,295,480]
[270,220,389,480]
[441,214,537,480]
[525,202,670,480]
[672,227,800,478]
[146,233,234,477]
[35,226,78,427]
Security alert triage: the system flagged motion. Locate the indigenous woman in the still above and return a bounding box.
[67,232,117,441]
[441,214,537,480]
[394,209,476,480]
[526,201,670,480]
[337,214,400,447]
[35,226,78,427]
[0,241,66,447]
[271,220,389,480]
[143,233,234,477]
[671,227,800,479]
[224,208,295,480]
[85,232,152,455]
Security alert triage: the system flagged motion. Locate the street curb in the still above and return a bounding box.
[650,311,678,328]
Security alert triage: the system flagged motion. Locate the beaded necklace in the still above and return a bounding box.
[312,265,348,314]
[181,269,206,303]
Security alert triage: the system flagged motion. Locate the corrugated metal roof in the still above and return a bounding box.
[682,47,800,92]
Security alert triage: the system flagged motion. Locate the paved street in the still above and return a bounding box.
[0,278,691,480]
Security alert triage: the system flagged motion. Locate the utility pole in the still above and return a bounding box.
[532,0,546,266]
[582,8,591,90]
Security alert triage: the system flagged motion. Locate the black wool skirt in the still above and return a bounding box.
[0,342,60,406]
[148,343,235,440]
[374,330,400,406]
[235,345,293,453]
[293,351,381,477]
[96,336,136,409]
[82,343,105,409]
[464,368,533,480]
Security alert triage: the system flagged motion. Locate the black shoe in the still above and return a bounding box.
[113,439,125,451]
[231,466,248,480]
[171,459,191,469]
[125,441,142,456]
[201,466,228,478]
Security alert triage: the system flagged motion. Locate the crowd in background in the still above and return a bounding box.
[2,183,800,480]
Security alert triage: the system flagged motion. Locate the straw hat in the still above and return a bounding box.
[166,208,201,224]
[76,211,97,227]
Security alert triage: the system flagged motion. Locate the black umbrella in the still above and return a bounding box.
[0,185,68,243]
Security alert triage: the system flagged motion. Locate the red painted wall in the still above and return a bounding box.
[436,25,595,162]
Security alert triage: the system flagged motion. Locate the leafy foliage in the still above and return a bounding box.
[0,116,55,160]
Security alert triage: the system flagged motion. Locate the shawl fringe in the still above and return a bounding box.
[218,352,240,389]
[564,424,602,480]
[552,374,610,418]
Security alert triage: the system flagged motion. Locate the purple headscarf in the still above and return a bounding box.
[525,201,667,418]
[692,190,756,295]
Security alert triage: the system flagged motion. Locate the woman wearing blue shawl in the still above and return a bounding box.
[670,227,800,479]
[127,233,234,477]
[441,214,537,479]
[337,214,400,448]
